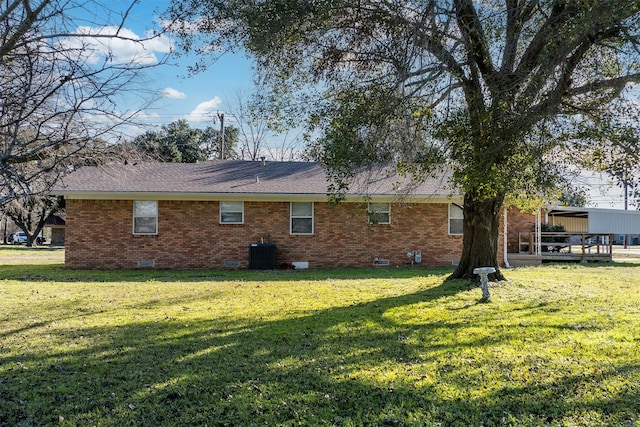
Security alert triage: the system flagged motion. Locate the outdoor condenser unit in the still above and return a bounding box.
[248,243,276,269]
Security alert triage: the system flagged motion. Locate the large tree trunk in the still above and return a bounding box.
[448,193,506,281]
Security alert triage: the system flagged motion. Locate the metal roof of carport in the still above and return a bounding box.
[547,205,640,234]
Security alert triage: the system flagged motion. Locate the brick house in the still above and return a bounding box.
[53,160,479,269]
[44,215,66,246]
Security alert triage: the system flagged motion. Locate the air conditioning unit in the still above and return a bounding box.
[249,244,276,269]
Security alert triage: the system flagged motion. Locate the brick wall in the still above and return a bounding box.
[505,207,538,253]
[49,227,65,246]
[65,199,464,269]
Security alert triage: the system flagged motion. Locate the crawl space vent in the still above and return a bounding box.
[137,260,155,268]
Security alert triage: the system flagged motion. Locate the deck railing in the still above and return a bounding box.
[518,232,613,262]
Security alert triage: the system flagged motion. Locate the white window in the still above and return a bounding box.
[133,201,158,235]
[290,202,314,234]
[220,201,244,224]
[367,202,391,224]
[449,203,463,235]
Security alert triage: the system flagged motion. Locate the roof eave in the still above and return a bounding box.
[54,190,460,204]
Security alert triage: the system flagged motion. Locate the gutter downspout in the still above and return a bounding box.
[503,208,511,268]
[535,209,542,256]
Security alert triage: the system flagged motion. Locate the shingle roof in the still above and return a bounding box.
[54,160,458,201]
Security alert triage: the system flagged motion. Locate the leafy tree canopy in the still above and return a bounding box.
[166,1,640,279]
[132,119,239,162]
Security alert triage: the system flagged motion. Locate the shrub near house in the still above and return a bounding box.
[540,223,567,252]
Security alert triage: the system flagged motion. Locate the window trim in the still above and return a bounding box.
[219,201,244,224]
[448,203,464,235]
[133,200,158,235]
[290,202,314,235]
[367,202,391,224]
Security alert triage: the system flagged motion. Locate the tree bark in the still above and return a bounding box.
[448,192,506,281]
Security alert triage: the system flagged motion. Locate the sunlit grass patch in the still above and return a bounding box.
[1,248,639,426]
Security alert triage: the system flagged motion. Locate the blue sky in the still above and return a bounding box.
[90,0,256,134]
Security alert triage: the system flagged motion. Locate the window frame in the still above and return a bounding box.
[448,203,464,235]
[133,200,158,235]
[219,201,244,224]
[367,202,391,224]
[290,202,314,235]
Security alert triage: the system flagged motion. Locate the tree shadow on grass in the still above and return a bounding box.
[4,260,639,286]
[1,279,638,426]
[0,263,456,283]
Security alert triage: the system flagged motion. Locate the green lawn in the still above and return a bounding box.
[1,247,639,426]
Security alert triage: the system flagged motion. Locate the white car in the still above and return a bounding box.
[10,231,45,244]
[10,231,28,244]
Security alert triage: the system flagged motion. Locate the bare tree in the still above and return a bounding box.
[263,128,303,161]
[3,194,62,247]
[0,0,168,206]
[224,83,305,161]
[225,88,269,161]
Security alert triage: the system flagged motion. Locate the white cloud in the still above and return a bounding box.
[61,26,174,65]
[161,87,187,99]
[186,97,223,122]
[132,110,162,122]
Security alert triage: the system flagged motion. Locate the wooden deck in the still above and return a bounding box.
[514,232,613,264]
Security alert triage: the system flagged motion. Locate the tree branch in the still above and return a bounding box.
[454,0,495,81]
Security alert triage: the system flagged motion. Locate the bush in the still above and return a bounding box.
[540,223,566,233]
[539,224,568,251]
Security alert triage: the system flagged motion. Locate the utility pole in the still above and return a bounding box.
[217,112,225,160]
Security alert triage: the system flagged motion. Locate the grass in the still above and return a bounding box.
[1,247,639,426]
